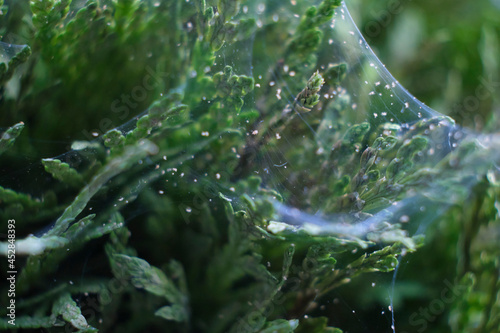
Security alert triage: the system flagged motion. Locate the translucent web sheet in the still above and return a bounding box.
[0,0,499,332]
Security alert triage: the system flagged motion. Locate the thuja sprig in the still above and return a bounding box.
[302,114,457,216]
[287,0,341,65]
[206,0,244,51]
[323,63,348,87]
[295,70,325,112]
[0,186,45,211]
[233,70,325,178]
[30,0,72,42]
[213,65,255,112]
[0,121,24,155]
[385,136,429,182]
[46,139,159,237]
[0,45,31,86]
[110,254,189,323]
[249,0,343,124]
[42,158,85,188]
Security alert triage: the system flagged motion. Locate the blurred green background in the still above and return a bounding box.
[349,0,500,132]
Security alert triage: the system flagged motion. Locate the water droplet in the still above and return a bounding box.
[400,215,410,223]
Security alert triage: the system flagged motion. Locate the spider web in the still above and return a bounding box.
[231,1,495,233]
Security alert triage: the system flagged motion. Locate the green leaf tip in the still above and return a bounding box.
[324,63,348,86]
[48,139,158,236]
[52,293,97,331]
[343,122,371,144]
[214,65,255,98]
[42,158,84,187]
[103,129,125,148]
[307,71,325,93]
[112,254,189,322]
[317,0,342,24]
[217,0,241,19]
[0,122,24,155]
[260,319,299,332]
[155,304,189,322]
[0,235,67,256]
[296,71,325,111]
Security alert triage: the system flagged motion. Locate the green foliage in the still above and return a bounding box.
[0,0,498,332]
[345,3,500,329]
[111,254,189,323]
[0,122,24,156]
[51,293,97,332]
[0,45,30,86]
[42,158,84,188]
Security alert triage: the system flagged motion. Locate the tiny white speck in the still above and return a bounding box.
[400,215,410,223]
